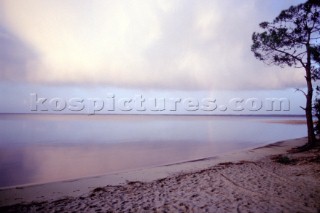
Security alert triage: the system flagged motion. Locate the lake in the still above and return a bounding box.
[0,114,306,187]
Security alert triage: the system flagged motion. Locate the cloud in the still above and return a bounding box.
[0,28,37,82]
[0,0,307,90]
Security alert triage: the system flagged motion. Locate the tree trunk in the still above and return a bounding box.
[305,69,316,147]
[304,30,316,148]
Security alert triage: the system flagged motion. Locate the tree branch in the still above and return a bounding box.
[295,88,307,97]
[268,45,307,68]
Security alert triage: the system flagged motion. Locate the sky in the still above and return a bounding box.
[0,0,309,114]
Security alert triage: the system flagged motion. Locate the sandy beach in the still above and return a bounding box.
[0,137,319,212]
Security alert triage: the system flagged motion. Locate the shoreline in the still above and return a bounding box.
[0,140,270,190]
[0,138,288,191]
[0,136,314,209]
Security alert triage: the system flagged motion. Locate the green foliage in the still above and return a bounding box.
[251,0,320,146]
[251,0,320,72]
[313,97,320,135]
[272,155,296,165]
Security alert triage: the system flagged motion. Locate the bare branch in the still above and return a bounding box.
[300,106,306,111]
[295,88,307,97]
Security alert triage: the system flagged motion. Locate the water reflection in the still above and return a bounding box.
[0,114,306,187]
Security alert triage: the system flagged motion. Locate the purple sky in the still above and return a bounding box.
[0,0,309,114]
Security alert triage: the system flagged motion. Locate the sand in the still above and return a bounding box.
[0,137,320,212]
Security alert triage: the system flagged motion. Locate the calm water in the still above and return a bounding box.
[0,114,306,187]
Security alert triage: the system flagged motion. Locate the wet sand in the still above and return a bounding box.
[263,119,307,125]
[1,137,320,212]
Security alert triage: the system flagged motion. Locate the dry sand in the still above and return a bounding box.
[0,137,320,212]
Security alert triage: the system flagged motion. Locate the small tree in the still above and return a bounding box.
[251,0,320,148]
[313,98,320,136]
[313,86,320,136]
